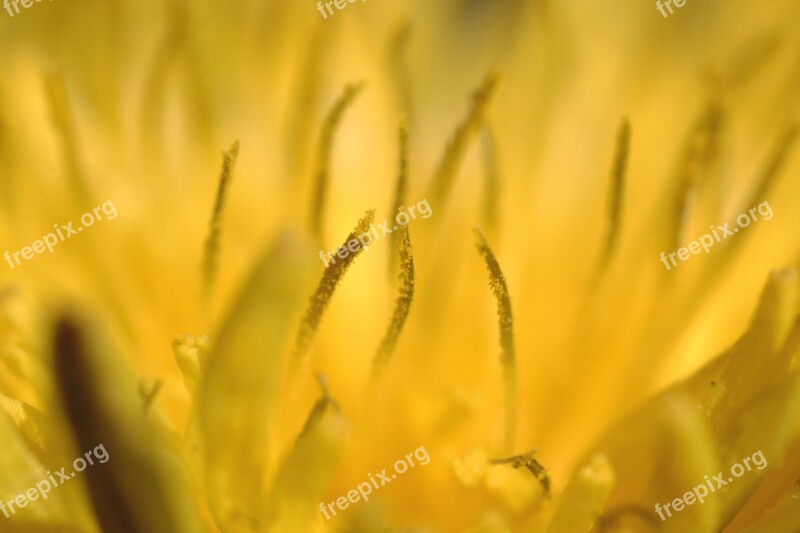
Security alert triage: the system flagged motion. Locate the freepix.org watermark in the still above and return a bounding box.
[318,198,431,267]
[654,449,767,521]
[3,0,55,18]
[660,201,773,270]
[4,200,117,270]
[319,445,430,521]
[316,0,366,20]
[656,0,690,18]
[1,443,109,518]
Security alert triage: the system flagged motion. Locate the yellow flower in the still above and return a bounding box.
[0,0,799,531]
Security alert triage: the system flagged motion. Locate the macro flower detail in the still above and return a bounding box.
[0,1,799,532]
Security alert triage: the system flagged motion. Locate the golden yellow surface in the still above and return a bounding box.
[0,0,799,531]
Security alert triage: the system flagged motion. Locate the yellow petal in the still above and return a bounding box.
[265,390,346,532]
[546,453,614,533]
[52,312,215,533]
[197,232,315,531]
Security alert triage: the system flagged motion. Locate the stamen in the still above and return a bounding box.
[372,225,415,383]
[474,227,516,450]
[291,210,375,378]
[388,19,413,120]
[669,103,723,252]
[745,123,798,211]
[388,115,409,276]
[309,83,365,241]
[298,373,340,440]
[490,449,550,494]
[480,123,501,235]
[600,118,630,273]
[203,141,240,297]
[428,70,501,207]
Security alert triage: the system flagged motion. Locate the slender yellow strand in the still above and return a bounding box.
[285,25,327,181]
[724,32,782,86]
[669,103,723,252]
[291,210,376,376]
[388,115,409,276]
[746,123,798,209]
[202,141,240,296]
[428,70,501,206]
[718,125,798,262]
[309,83,365,240]
[0,91,15,213]
[480,123,501,234]
[474,227,516,450]
[373,225,415,381]
[387,19,413,120]
[297,373,339,441]
[264,373,345,532]
[600,118,630,271]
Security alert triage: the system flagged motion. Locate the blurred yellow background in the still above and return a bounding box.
[0,0,799,531]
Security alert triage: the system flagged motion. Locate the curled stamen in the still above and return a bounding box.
[490,449,550,494]
[474,227,516,450]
